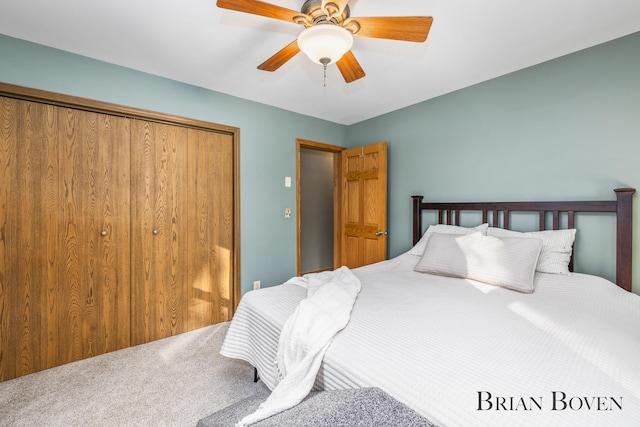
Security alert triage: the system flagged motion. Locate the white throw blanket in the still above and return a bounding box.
[236,266,362,426]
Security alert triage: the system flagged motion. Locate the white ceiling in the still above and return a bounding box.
[1,0,639,125]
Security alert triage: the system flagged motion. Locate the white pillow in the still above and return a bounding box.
[486,228,576,275]
[408,223,489,256]
[414,233,543,293]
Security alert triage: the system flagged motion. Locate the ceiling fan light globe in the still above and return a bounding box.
[297,24,353,65]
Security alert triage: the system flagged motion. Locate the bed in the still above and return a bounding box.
[221,188,640,427]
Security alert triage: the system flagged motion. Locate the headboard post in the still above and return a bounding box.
[412,196,424,245]
[614,188,636,292]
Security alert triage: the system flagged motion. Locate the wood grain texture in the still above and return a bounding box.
[57,108,131,365]
[1,83,241,315]
[341,142,387,268]
[187,129,234,329]
[348,16,433,42]
[0,99,132,378]
[258,40,300,72]
[99,114,132,353]
[131,120,188,345]
[0,98,58,380]
[336,51,366,83]
[0,83,239,135]
[0,84,240,381]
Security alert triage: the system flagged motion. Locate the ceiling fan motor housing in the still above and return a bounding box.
[301,0,350,26]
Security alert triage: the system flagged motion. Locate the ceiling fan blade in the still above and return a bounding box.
[217,0,308,24]
[336,50,365,83]
[258,40,301,72]
[346,16,433,42]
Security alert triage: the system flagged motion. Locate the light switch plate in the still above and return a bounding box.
[285,176,291,187]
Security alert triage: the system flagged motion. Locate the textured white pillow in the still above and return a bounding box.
[486,228,576,275]
[414,233,543,293]
[408,223,489,256]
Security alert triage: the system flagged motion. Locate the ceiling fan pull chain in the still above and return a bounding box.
[323,62,327,87]
[320,57,330,87]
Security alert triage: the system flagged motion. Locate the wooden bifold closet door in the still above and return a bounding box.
[130,120,188,345]
[186,128,234,330]
[130,121,234,345]
[0,91,236,381]
[0,98,131,380]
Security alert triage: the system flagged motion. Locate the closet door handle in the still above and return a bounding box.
[101,231,107,236]
[153,229,159,235]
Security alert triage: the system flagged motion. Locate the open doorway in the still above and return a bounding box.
[296,139,344,275]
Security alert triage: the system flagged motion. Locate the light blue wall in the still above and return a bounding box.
[347,31,640,293]
[0,34,348,296]
[2,31,639,295]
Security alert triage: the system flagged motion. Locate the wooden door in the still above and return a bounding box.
[187,128,234,329]
[131,120,188,345]
[57,107,131,364]
[0,84,240,382]
[0,98,131,380]
[0,98,59,380]
[341,142,388,268]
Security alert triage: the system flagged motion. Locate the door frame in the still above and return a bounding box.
[296,139,345,276]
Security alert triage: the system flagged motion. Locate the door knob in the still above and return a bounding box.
[375,230,387,236]
[101,231,107,236]
[153,229,159,235]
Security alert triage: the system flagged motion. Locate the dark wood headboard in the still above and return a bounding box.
[411,188,636,292]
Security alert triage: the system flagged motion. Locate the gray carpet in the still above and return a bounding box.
[0,322,268,426]
[197,387,437,427]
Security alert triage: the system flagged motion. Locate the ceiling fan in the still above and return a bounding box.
[216,0,433,83]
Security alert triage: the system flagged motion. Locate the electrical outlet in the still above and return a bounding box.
[285,208,292,219]
[253,280,261,290]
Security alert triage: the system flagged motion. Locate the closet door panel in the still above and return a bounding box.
[0,85,239,381]
[0,98,59,380]
[58,108,131,365]
[187,129,234,329]
[131,120,188,345]
[97,114,131,353]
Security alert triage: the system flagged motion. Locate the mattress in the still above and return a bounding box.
[221,253,640,427]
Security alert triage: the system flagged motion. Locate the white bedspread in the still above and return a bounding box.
[221,254,640,427]
[235,267,361,426]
